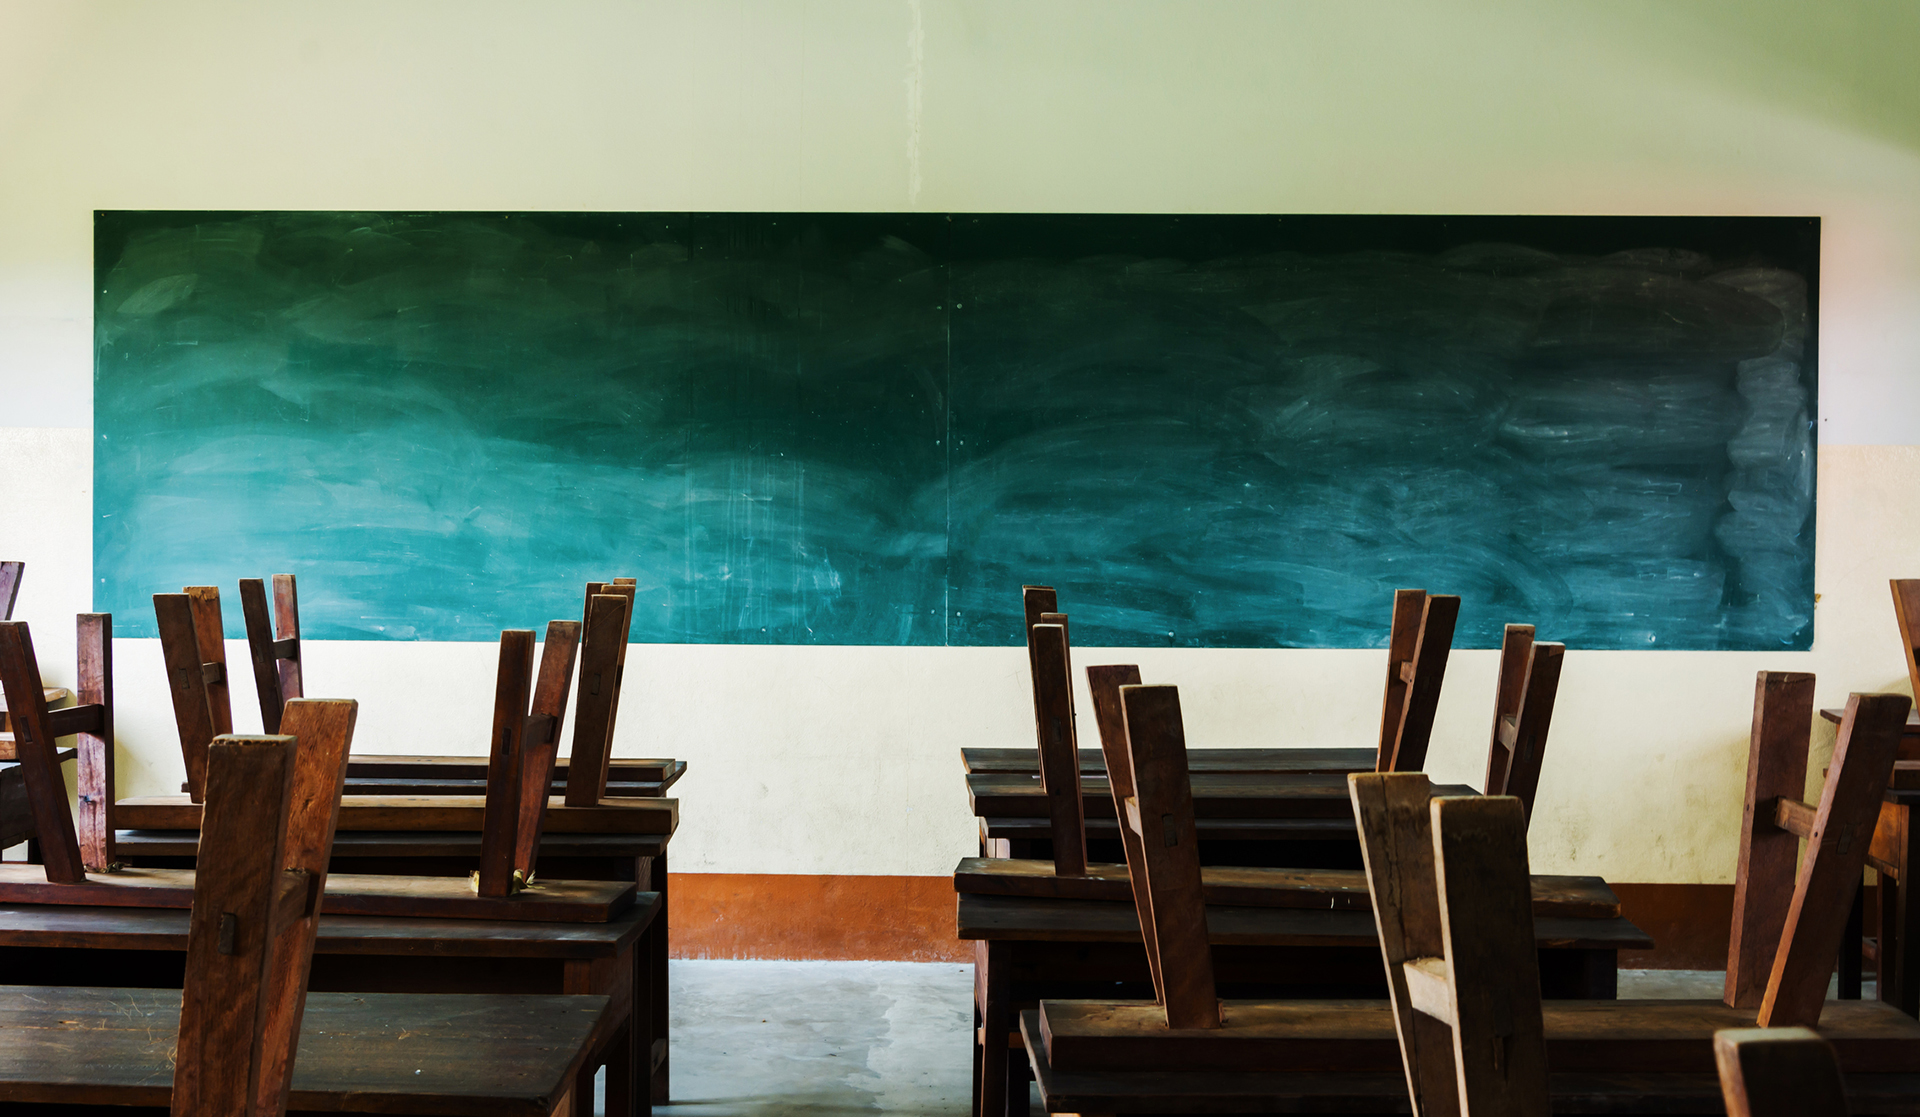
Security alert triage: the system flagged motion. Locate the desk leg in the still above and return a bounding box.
[1841,880,1865,1000]
[1891,805,1918,1017]
[648,851,670,1105]
[976,940,1010,1117]
[567,948,642,1117]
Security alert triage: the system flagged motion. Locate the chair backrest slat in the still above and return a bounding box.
[1086,663,1156,999]
[1031,619,1086,877]
[1119,683,1220,1029]
[1378,591,1460,773]
[1714,1027,1849,1117]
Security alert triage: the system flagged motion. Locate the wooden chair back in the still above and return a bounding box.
[1114,683,1221,1028]
[1351,772,1549,1117]
[1713,1027,1848,1117]
[563,579,637,806]
[0,561,21,619]
[476,622,583,895]
[1481,625,1565,828]
[1891,580,1920,710]
[172,697,359,1117]
[1020,586,1088,878]
[1377,589,1461,773]
[240,574,304,734]
[1724,675,1910,1024]
[155,586,236,802]
[0,616,115,874]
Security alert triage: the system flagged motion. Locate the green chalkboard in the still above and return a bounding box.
[95,212,1816,649]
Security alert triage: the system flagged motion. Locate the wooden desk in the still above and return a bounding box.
[963,746,1375,775]
[1822,707,1920,760]
[346,755,687,797]
[0,748,74,852]
[0,897,660,1115]
[1017,1010,1920,1116]
[960,893,1650,1117]
[0,985,606,1115]
[114,828,676,1105]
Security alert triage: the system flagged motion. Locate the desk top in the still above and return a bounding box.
[350,754,684,783]
[981,815,1362,842]
[1018,1011,1920,1115]
[0,985,605,1115]
[956,893,1653,950]
[0,896,660,957]
[969,772,1477,821]
[114,792,678,835]
[964,747,1376,776]
[115,828,673,859]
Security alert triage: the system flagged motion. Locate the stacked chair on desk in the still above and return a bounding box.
[0,668,612,1114]
[0,562,80,857]
[956,586,1617,1117]
[1016,673,1920,1115]
[0,584,671,1115]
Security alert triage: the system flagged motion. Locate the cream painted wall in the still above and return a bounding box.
[3,2,1919,883]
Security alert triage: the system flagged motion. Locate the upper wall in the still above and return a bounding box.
[3,0,1919,440]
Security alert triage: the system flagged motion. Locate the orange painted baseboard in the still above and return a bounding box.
[665,875,1804,970]
[668,873,969,962]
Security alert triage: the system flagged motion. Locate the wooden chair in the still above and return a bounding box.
[1019,675,1920,1116]
[1715,1027,1849,1117]
[1378,588,1461,773]
[2,601,642,923]
[0,616,114,871]
[256,576,652,803]
[174,709,353,1116]
[1481,624,1564,827]
[1350,783,1550,1117]
[476,622,582,897]
[239,574,303,734]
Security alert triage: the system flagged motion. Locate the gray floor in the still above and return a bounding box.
[643,962,1854,1116]
[662,960,975,1116]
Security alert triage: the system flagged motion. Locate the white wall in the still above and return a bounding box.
[4,1,1920,882]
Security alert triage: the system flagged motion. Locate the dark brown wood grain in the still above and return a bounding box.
[1085,663,1158,1002]
[1030,622,1086,877]
[565,591,632,808]
[1500,641,1564,828]
[1378,589,1428,768]
[239,577,287,733]
[115,792,679,834]
[0,622,85,881]
[479,630,537,898]
[1761,691,1911,1027]
[272,573,304,703]
[0,561,20,621]
[962,744,1379,775]
[1715,1027,1848,1117]
[184,585,234,740]
[953,856,1621,916]
[1483,624,1535,798]
[1,986,608,1115]
[172,733,298,1117]
[354,754,680,781]
[1351,771,1456,1117]
[1429,795,1551,1117]
[1380,593,1460,774]
[154,592,216,801]
[254,698,358,1116]
[1725,671,1816,1010]
[74,612,115,871]
[968,769,1476,819]
[1024,999,1920,1078]
[1120,684,1220,1029]
[518,620,584,879]
[0,862,638,921]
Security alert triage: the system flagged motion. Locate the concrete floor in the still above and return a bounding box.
[640,962,1866,1116]
[661,960,975,1116]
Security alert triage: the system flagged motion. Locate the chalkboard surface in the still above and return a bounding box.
[95,212,1817,649]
